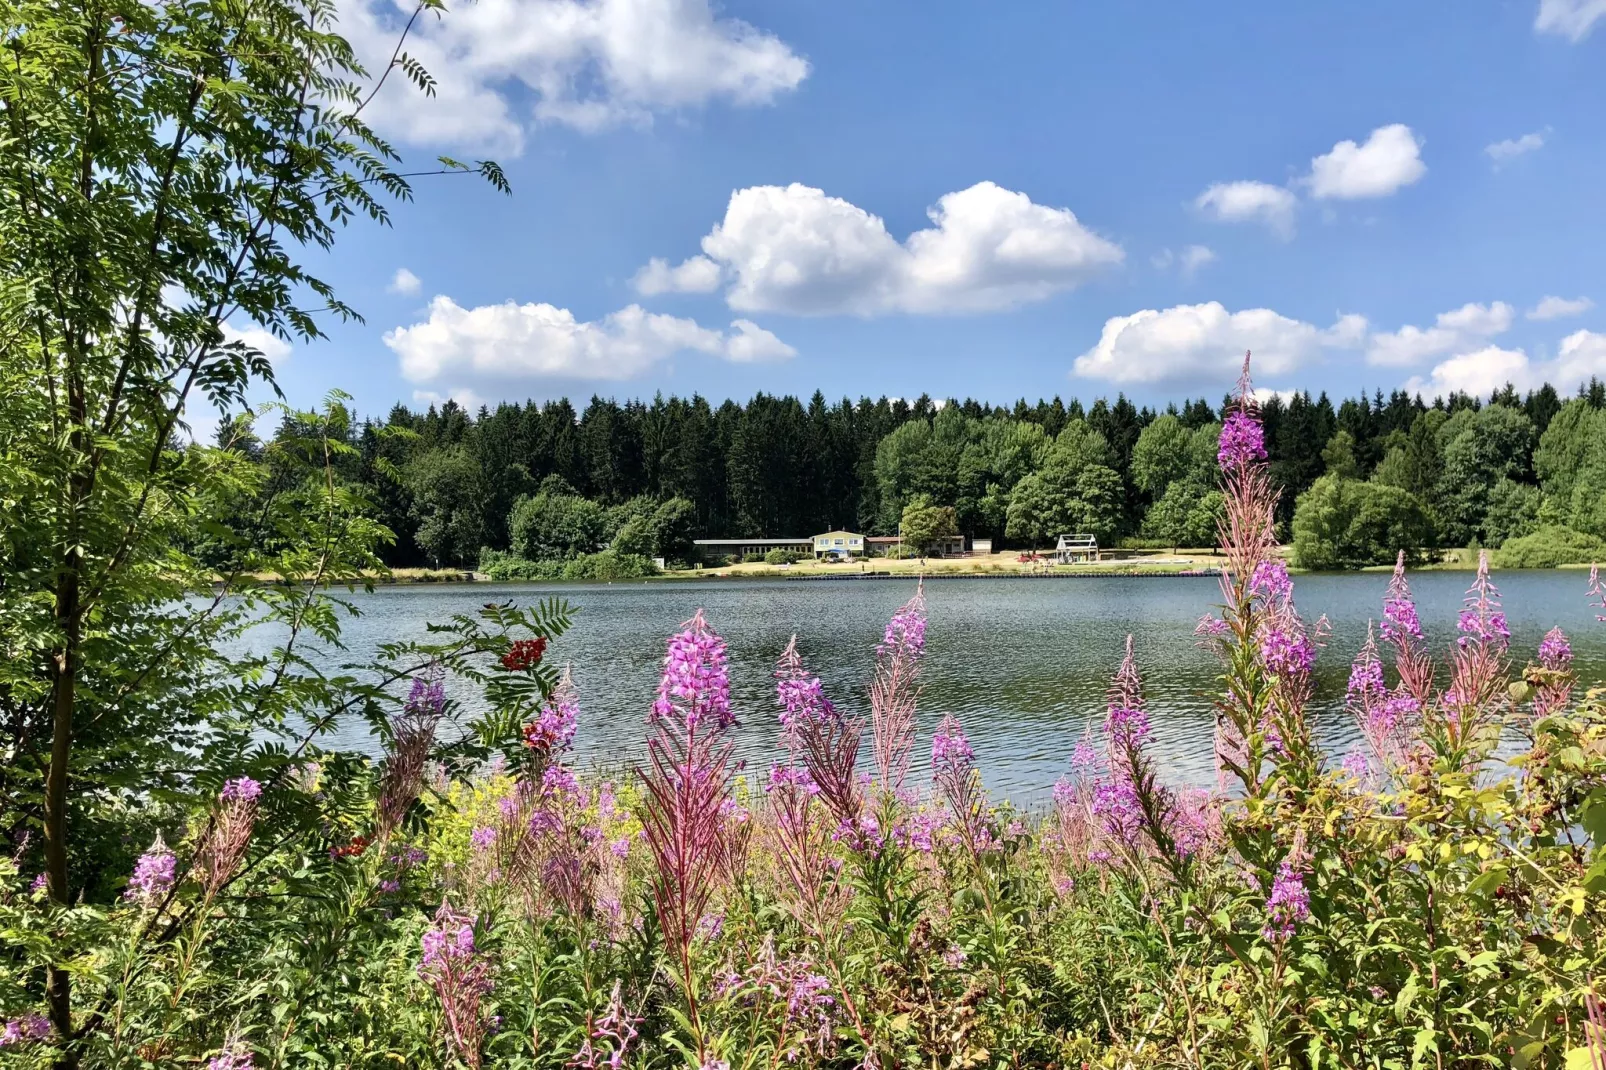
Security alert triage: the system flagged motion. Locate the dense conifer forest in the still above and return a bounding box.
[213,377,1606,572]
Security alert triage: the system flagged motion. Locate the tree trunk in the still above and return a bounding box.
[45,541,80,1053]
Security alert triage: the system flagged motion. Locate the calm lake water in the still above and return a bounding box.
[259,571,1606,805]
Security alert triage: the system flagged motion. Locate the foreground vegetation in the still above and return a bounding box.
[6,364,1606,1068]
[2,1,1604,1065]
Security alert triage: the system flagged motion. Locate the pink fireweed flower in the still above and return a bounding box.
[1589,562,1606,621]
[1090,778,1142,844]
[930,717,976,776]
[1217,409,1267,470]
[0,1014,50,1048]
[773,636,861,823]
[196,778,261,901]
[766,763,819,796]
[1456,553,1509,652]
[654,610,734,732]
[1340,749,1371,781]
[1538,626,1572,669]
[470,826,497,851]
[1532,626,1575,718]
[1249,559,1293,605]
[871,584,927,793]
[775,637,837,735]
[569,980,641,1070]
[1381,554,1424,648]
[1346,639,1387,709]
[1259,625,1315,677]
[220,777,261,802]
[1195,613,1230,640]
[640,611,739,1052]
[377,663,447,841]
[932,714,988,850]
[1262,858,1311,943]
[419,901,492,1069]
[125,835,177,904]
[525,665,580,755]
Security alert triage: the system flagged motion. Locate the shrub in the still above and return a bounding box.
[562,550,660,581]
[478,549,567,581]
[1495,524,1606,568]
[763,548,802,565]
[1291,474,1434,569]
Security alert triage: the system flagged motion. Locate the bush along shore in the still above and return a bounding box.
[5,361,1606,1068]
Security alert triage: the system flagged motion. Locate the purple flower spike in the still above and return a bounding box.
[220,777,261,802]
[126,836,177,904]
[1537,626,1572,670]
[0,1013,51,1049]
[1218,409,1267,470]
[1249,559,1293,605]
[654,610,734,732]
[1262,857,1311,943]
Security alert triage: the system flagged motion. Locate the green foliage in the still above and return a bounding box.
[1141,479,1225,549]
[1291,474,1435,569]
[408,444,487,567]
[1493,525,1606,568]
[1485,477,1542,545]
[763,547,803,565]
[510,488,609,560]
[1436,403,1537,545]
[899,495,960,556]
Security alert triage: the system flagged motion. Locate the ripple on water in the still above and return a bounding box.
[225,570,1606,805]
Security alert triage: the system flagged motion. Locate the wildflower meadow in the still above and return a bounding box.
[4,359,1606,1068]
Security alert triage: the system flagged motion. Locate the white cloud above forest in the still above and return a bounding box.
[1071,302,1366,386]
[339,0,809,155]
[384,295,792,392]
[1365,302,1515,367]
[639,181,1124,316]
[1402,330,1606,398]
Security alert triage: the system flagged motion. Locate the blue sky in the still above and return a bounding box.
[252,0,1606,422]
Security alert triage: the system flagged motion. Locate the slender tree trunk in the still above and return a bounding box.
[46,533,81,1053]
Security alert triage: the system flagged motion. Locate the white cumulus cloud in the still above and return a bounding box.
[1193,181,1298,238]
[340,0,809,155]
[389,267,422,295]
[1528,295,1594,320]
[1555,329,1606,386]
[724,319,797,362]
[385,296,793,390]
[1402,329,1606,398]
[1305,124,1426,200]
[1485,129,1548,163]
[632,255,722,295]
[647,181,1123,317]
[1071,302,1365,386]
[1535,0,1606,40]
[1366,302,1515,367]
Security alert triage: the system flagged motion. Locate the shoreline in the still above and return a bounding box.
[227,550,1597,587]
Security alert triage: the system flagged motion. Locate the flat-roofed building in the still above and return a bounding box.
[692,537,812,560]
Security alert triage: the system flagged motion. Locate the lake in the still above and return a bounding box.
[263,570,1606,805]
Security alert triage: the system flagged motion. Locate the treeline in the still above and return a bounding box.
[213,378,1606,571]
